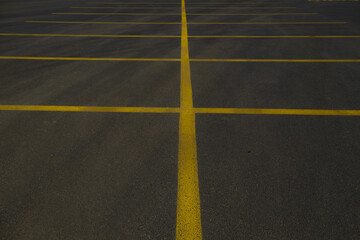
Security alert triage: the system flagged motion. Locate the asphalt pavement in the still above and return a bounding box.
[0,0,359,239]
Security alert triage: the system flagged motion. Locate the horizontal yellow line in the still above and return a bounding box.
[2,33,360,39]
[53,12,181,15]
[1,56,359,63]
[87,1,282,4]
[72,6,181,9]
[26,20,180,25]
[187,7,296,9]
[189,13,316,15]
[0,105,180,113]
[191,59,360,62]
[1,105,359,116]
[309,0,358,1]
[71,6,295,9]
[53,12,317,16]
[195,108,360,116]
[0,33,179,38]
[0,56,180,61]
[189,35,360,38]
[187,22,347,24]
[26,21,345,25]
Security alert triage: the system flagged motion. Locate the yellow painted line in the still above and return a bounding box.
[309,0,358,1]
[26,20,180,25]
[187,6,296,9]
[195,108,360,116]
[87,1,282,4]
[3,33,360,38]
[0,33,179,38]
[0,105,180,113]
[53,12,181,15]
[0,56,180,62]
[188,13,317,15]
[191,59,360,62]
[53,12,317,16]
[176,0,202,239]
[188,22,347,25]
[71,6,295,9]
[1,105,359,116]
[189,35,360,38]
[71,6,181,9]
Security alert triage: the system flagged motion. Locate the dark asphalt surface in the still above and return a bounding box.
[1,0,360,239]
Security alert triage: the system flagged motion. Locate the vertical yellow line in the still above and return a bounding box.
[176,0,202,239]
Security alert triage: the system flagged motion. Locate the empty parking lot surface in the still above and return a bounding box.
[0,0,359,239]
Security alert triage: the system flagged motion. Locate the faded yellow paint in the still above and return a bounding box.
[195,108,360,116]
[0,105,180,113]
[176,0,202,239]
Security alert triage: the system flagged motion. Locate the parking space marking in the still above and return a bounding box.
[25,21,346,25]
[26,20,181,25]
[0,105,180,113]
[176,0,202,239]
[3,33,360,38]
[87,2,282,4]
[191,59,360,62]
[0,56,180,61]
[0,33,180,38]
[188,22,346,24]
[1,105,359,116]
[2,57,359,63]
[189,35,360,38]
[71,6,296,9]
[52,12,318,16]
[195,108,360,116]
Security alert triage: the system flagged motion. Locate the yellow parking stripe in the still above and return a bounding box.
[1,105,359,116]
[187,22,346,25]
[0,56,180,61]
[2,57,359,63]
[26,21,345,25]
[191,59,360,62]
[71,6,296,9]
[53,12,181,15]
[87,1,282,4]
[3,33,360,39]
[53,12,317,16]
[0,105,180,113]
[26,20,180,25]
[189,35,360,38]
[176,0,202,239]
[0,33,179,38]
[195,108,360,116]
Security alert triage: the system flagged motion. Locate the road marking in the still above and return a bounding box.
[191,59,360,62]
[176,0,202,239]
[53,12,182,15]
[187,6,296,9]
[188,13,317,15]
[195,108,360,116]
[53,12,318,16]
[1,105,359,116]
[71,6,296,9]
[187,22,346,25]
[26,21,345,25]
[189,35,360,38]
[0,33,179,38]
[309,0,358,1]
[2,57,359,63]
[26,20,180,25]
[87,1,282,4]
[3,33,360,39]
[71,6,182,9]
[0,56,180,62]
[0,105,180,113]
